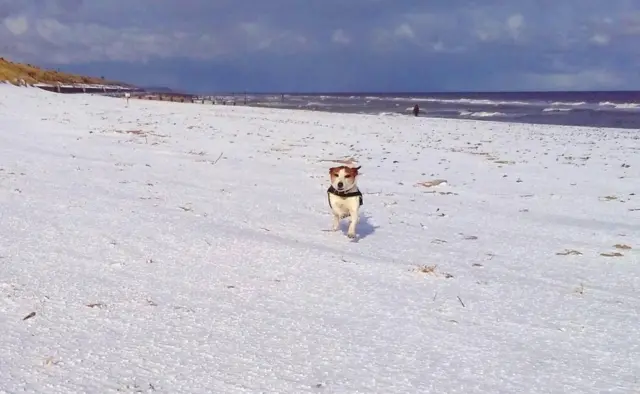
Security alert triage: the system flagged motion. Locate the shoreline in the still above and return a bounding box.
[115,90,640,130]
[245,102,640,130]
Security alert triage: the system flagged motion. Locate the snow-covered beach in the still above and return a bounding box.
[1,85,639,393]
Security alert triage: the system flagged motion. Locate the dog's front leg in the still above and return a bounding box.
[332,213,341,231]
[347,209,359,238]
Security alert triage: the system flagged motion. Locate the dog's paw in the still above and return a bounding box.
[347,232,357,239]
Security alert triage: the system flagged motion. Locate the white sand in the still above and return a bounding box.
[1,84,639,393]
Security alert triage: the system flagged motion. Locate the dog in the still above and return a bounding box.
[327,165,363,239]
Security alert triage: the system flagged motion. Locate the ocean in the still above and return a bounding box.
[234,91,640,129]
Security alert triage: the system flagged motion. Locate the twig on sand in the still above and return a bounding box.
[556,249,582,256]
[318,157,358,166]
[23,311,36,321]
[457,296,466,308]
[212,151,223,165]
[121,129,146,135]
[599,195,618,201]
[416,264,437,274]
[414,264,454,278]
[600,252,624,257]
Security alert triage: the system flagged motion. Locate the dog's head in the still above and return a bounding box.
[329,165,361,192]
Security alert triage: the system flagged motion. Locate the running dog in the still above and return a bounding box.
[327,165,363,239]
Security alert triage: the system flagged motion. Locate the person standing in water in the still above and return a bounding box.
[412,104,420,116]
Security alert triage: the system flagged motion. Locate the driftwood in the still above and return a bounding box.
[415,179,448,188]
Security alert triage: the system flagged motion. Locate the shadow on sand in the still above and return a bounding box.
[339,213,379,242]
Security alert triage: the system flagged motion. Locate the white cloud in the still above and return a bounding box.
[506,14,524,39]
[3,15,29,35]
[1,16,311,64]
[237,22,310,52]
[238,22,275,50]
[590,33,609,45]
[0,0,637,91]
[331,28,350,44]
[35,17,72,44]
[371,19,468,54]
[523,70,623,90]
[238,22,261,36]
[471,15,504,43]
[394,23,415,40]
[8,17,228,63]
[474,30,492,42]
[370,22,417,50]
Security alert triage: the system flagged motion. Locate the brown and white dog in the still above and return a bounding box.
[327,165,363,239]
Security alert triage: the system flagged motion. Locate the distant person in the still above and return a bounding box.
[412,104,420,117]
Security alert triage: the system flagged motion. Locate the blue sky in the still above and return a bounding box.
[1,0,639,92]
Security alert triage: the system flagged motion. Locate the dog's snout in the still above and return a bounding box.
[337,181,344,189]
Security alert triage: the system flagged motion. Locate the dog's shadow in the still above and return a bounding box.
[339,213,379,241]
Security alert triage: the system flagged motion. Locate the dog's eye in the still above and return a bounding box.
[344,175,352,178]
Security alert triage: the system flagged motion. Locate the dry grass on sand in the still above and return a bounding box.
[0,57,126,86]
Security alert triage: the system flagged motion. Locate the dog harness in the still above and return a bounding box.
[327,186,363,208]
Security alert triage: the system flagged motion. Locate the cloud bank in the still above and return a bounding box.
[1,0,638,91]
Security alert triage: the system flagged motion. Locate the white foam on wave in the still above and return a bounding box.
[462,111,508,118]
[359,95,538,106]
[305,101,332,107]
[543,108,572,112]
[405,97,535,106]
[550,101,586,106]
[598,101,640,110]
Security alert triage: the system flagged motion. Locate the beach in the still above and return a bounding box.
[1,84,639,393]
[124,89,640,129]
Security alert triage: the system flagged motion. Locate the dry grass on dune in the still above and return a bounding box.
[0,57,127,86]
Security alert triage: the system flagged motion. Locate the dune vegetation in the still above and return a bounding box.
[0,57,127,86]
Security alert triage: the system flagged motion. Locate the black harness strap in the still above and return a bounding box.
[327,186,363,209]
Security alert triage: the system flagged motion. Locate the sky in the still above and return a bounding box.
[1,0,639,92]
